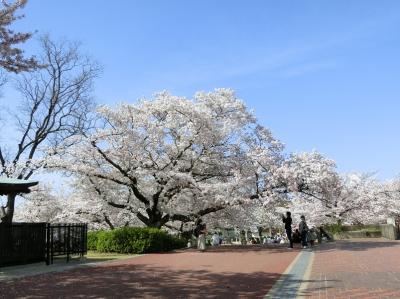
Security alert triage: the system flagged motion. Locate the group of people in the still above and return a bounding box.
[193,212,319,252]
[211,232,223,246]
[262,234,285,244]
[282,211,317,249]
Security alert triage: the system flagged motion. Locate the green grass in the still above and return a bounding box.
[86,250,137,260]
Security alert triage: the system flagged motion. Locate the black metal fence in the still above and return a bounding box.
[0,222,87,267]
[0,222,47,267]
[48,223,88,264]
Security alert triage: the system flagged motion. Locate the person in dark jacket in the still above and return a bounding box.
[292,229,301,243]
[282,211,293,249]
[299,215,309,248]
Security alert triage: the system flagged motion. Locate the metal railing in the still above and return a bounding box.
[0,222,87,267]
[0,222,47,266]
[47,223,88,264]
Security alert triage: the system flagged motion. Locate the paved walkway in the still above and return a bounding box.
[0,259,99,281]
[0,255,137,281]
[2,239,400,298]
[266,248,314,298]
[0,245,298,299]
[299,238,400,298]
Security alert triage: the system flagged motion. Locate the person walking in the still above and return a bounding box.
[194,219,207,251]
[299,215,309,249]
[282,211,293,249]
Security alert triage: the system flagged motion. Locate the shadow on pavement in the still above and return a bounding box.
[175,244,302,254]
[314,239,400,252]
[273,278,337,299]
[0,263,327,299]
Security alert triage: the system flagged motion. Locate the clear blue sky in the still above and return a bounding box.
[3,0,400,179]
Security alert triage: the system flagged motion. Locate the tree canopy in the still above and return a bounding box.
[0,0,39,73]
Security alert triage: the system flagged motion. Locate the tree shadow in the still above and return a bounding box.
[174,244,301,254]
[0,262,329,299]
[270,278,336,299]
[314,239,400,252]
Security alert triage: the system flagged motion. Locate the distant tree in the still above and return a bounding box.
[14,178,141,230]
[13,183,64,222]
[282,151,382,225]
[373,178,400,221]
[0,36,99,223]
[0,0,40,73]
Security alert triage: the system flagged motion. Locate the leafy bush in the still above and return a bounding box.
[88,227,186,254]
[87,231,100,250]
[179,230,194,242]
[342,224,381,232]
[324,223,344,235]
[324,223,382,240]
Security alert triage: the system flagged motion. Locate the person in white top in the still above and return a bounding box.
[212,232,220,246]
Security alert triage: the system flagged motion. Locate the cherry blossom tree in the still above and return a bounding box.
[61,176,142,230]
[13,183,65,223]
[372,178,400,222]
[49,89,285,229]
[337,173,384,225]
[0,0,40,74]
[204,193,287,231]
[14,178,141,229]
[280,151,383,225]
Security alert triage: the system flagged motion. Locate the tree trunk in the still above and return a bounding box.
[146,211,168,229]
[0,194,17,224]
[137,209,168,229]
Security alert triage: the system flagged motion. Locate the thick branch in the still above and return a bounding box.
[90,141,150,206]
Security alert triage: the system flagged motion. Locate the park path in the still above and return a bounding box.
[0,245,299,299]
[300,238,400,298]
[4,239,399,298]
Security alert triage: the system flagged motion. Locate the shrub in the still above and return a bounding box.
[342,224,381,232]
[87,231,100,250]
[324,223,344,235]
[88,227,186,254]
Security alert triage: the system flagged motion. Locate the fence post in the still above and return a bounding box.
[80,224,84,258]
[50,225,54,265]
[66,225,71,262]
[84,223,88,254]
[46,223,50,265]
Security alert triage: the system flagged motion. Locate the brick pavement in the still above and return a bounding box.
[4,240,397,299]
[0,245,299,299]
[300,238,400,299]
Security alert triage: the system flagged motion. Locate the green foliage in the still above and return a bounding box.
[87,231,100,250]
[179,230,194,242]
[342,224,381,232]
[88,227,186,254]
[324,223,344,235]
[324,223,382,240]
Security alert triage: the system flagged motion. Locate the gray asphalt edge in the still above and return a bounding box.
[0,254,144,281]
[264,249,314,299]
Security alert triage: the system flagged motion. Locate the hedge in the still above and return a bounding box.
[87,230,100,251]
[87,227,186,254]
[324,223,344,235]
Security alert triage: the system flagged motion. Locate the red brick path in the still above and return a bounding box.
[303,239,400,299]
[0,245,298,299]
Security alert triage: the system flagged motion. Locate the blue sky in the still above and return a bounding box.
[3,0,400,179]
